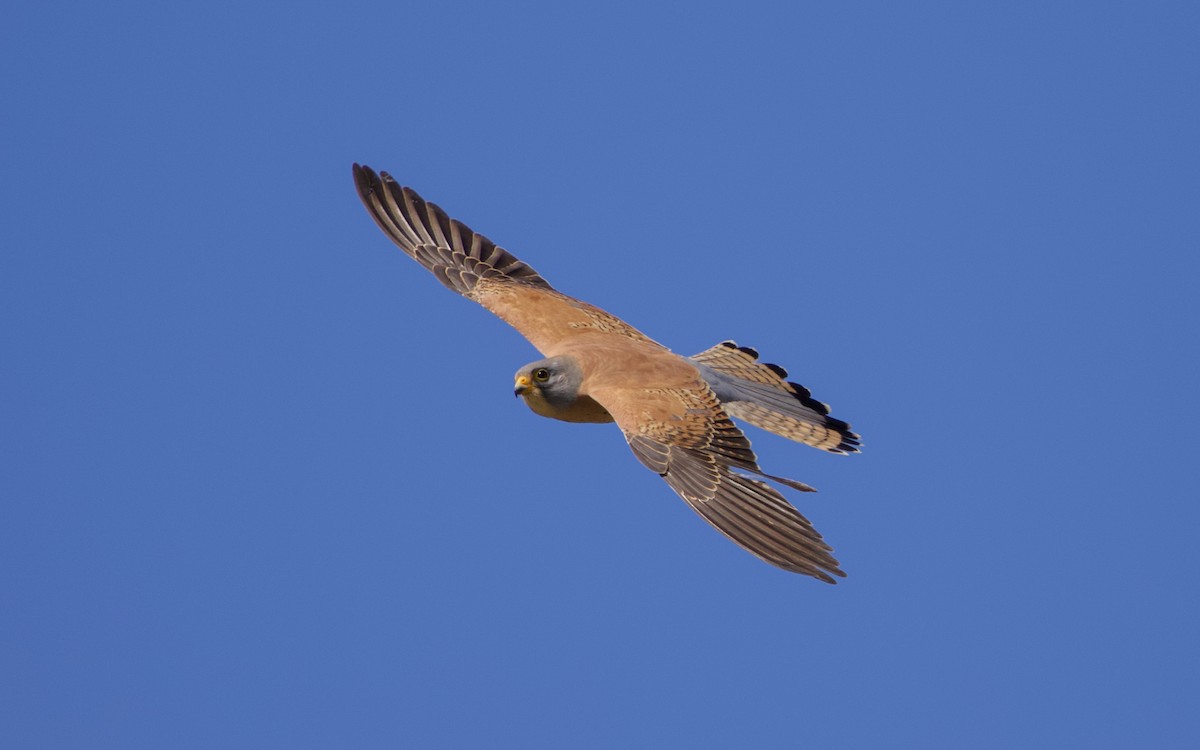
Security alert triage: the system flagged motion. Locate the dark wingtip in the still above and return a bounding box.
[352,163,381,202]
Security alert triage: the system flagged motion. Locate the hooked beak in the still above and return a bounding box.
[514,374,532,397]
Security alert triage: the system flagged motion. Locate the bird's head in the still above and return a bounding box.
[513,356,582,407]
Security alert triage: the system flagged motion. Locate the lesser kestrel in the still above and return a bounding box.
[353,164,860,582]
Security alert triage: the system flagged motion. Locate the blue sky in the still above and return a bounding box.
[3,1,1198,747]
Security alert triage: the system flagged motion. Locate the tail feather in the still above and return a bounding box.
[690,341,861,454]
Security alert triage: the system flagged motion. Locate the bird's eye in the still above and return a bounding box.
[533,368,550,382]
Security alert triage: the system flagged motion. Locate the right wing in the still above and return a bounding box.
[353,164,656,355]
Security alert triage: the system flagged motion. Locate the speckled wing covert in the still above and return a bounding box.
[591,384,845,582]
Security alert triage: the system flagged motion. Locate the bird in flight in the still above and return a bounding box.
[352,165,861,582]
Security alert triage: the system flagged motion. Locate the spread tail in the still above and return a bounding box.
[690,341,861,454]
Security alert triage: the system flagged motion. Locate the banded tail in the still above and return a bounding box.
[690,341,861,455]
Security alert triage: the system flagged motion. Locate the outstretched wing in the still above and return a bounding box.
[691,340,861,454]
[592,383,845,582]
[353,164,656,355]
[352,164,552,294]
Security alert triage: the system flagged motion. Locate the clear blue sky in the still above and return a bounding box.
[3,2,1197,747]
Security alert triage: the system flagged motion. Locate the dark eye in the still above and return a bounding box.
[533,368,550,382]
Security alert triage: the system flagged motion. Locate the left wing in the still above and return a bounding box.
[592,382,845,582]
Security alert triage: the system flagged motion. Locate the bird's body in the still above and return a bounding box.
[353,164,860,582]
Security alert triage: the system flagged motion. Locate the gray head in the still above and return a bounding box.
[512,355,584,407]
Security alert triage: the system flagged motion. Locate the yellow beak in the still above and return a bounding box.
[514,375,532,397]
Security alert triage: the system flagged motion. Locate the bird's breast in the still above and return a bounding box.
[521,389,615,424]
